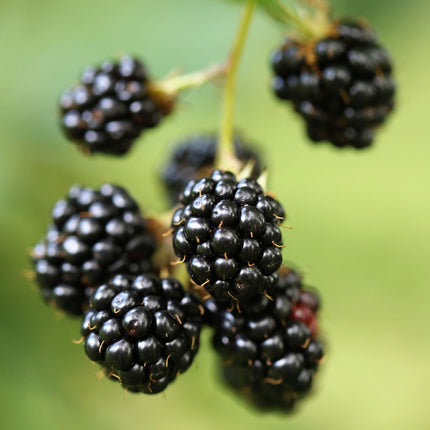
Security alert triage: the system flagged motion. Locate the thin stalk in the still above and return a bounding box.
[149,61,228,97]
[215,0,255,170]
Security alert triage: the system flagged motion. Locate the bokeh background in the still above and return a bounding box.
[1,0,429,428]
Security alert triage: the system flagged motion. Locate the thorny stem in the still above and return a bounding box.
[215,0,256,171]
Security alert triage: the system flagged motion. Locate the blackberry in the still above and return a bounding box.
[271,19,395,148]
[161,134,262,205]
[211,267,324,412]
[80,274,203,394]
[31,184,157,315]
[171,170,285,306]
[60,56,171,155]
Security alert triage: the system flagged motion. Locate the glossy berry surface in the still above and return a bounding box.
[81,274,203,394]
[60,56,170,155]
[31,184,156,315]
[271,20,395,149]
[209,267,324,412]
[171,170,285,306]
[161,134,262,205]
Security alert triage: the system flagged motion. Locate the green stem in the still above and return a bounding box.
[215,0,255,170]
[150,62,228,97]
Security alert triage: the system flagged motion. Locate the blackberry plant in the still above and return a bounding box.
[28,0,397,414]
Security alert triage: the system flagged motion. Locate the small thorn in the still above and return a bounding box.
[272,241,286,248]
[235,302,242,314]
[198,304,205,316]
[110,373,122,382]
[264,377,283,385]
[227,291,239,303]
[171,255,186,265]
[72,336,84,345]
[301,338,311,349]
[279,224,293,230]
[264,291,274,301]
[162,228,174,237]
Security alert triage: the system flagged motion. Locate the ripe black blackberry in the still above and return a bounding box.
[60,56,172,155]
[161,134,262,205]
[31,184,157,315]
[171,170,285,306]
[271,19,395,148]
[211,267,324,412]
[81,274,203,394]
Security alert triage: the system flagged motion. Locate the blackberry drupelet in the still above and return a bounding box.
[211,267,324,412]
[60,56,171,155]
[271,19,395,148]
[81,274,203,394]
[161,134,262,205]
[31,184,157,315]
[171,170,285,306]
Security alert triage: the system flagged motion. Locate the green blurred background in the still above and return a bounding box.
[1,0,429,428]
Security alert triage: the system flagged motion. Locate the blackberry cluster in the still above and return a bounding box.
[31,184,156,315]
[271,20,395,148]
[81,274,203,394]
[171,170,285,305]
[210,267,324,412]
[60,56,170,155]
[161,134,262,205]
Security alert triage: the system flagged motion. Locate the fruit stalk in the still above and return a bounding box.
[216,0,255,171]
[148,61,229,98]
